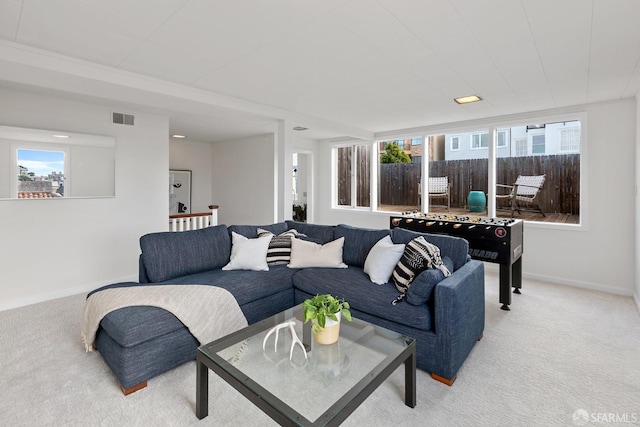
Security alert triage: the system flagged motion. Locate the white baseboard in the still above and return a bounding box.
[0,274,138,312]
[482,262,634,297]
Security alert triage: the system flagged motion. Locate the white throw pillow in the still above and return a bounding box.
[222,232,271,271]
[363,235,406,285]
[287,237,348,269]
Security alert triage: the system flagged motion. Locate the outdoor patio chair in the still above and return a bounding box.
[496,174,546,217]
[419,177,450,211]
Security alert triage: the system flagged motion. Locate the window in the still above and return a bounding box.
[410,137,423,163]
[495,118,581,224]
[560,127,580,152]
[332,115,582,226]
[335,143,370,208]
[0,125,116,200]
[515,138,527,156]
[16,148,66,198]
[497,129,509,148]
[450,136,460,151]
[471,132,489,149]
[377,136,421,212]
[437,116,582,225]
[532,135,545,154]
[333,137,420,213]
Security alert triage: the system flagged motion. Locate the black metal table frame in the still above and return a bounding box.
[500,257,522,310]
[196,314,416,426]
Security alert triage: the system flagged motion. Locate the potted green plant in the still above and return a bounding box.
[302,294,352,345]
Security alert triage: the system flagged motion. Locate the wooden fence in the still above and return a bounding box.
[376,154,580,215]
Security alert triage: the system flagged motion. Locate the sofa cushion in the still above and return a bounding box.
[292,267,432,331]
[140,224,231,283]
[406,256,454,306]
[391,227,469,271]
[286,221,335,244]
[363,236,405,285]
[334,224,392,268]
[228,222,288,238]
[161,265,295,307]
[100,305,187,348]
[222,232,271,271]
[288,237,347,269]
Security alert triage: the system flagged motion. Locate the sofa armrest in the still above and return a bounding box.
[432,259,485,379]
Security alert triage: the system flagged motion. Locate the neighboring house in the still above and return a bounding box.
[445,120,581,160]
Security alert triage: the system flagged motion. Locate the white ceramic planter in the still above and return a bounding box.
[313,312,341,345]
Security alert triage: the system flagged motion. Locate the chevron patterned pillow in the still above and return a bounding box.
[257,228,305,265]
[391,236,450,304]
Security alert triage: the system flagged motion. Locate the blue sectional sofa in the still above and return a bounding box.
[89,220,485,394]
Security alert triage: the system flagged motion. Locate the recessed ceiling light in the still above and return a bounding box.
[53,134,69,138]
[293,126,308,131]
[454,95,482,104]
[172,134,187,138]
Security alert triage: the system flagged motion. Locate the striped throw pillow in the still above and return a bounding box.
[391,236,451,304]
[257,228,304,265]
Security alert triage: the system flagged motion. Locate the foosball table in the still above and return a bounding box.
[390,213,523,310]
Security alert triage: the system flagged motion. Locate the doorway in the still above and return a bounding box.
[292,151,313,223]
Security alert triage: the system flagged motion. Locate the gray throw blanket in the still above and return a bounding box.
[81,284,248,352]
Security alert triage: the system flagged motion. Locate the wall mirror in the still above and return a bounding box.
[0,125,116,199]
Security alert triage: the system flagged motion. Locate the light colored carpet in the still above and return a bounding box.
[1,270,639,427]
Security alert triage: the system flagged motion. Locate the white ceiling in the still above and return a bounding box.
[0,0,639,142]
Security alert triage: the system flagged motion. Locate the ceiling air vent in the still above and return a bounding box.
[112,112,135,126]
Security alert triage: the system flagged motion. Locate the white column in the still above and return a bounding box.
[276,120,294,221]
[370,141,378,211]
[210,205,218,226]
[423,135,430,213]
[487,127,497,217]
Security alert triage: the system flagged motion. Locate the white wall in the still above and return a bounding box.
[0,87,169,311]
[316,99,637,297]
[523,100,635,296]
[211,134,276,226]
[70,145,115,197]
[169,138,213,214]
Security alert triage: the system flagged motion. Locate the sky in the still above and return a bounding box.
[18,149,64,177]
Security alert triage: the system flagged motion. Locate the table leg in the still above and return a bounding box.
[499,263,512,310]
[512,258,522,294]
[404,347,416,408]
[196,353,209,419]
[302,320,312,352]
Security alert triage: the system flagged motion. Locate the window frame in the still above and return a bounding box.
[12,143,70,198]
[450,135,460,151]
[496,129,509,148]
[514,137,528,156]
[470,132,489,150]
[332,141,373,210]
[560,127,581,152]
[531,132,546,155]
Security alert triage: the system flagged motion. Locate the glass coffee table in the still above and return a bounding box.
[196,304,416,426]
